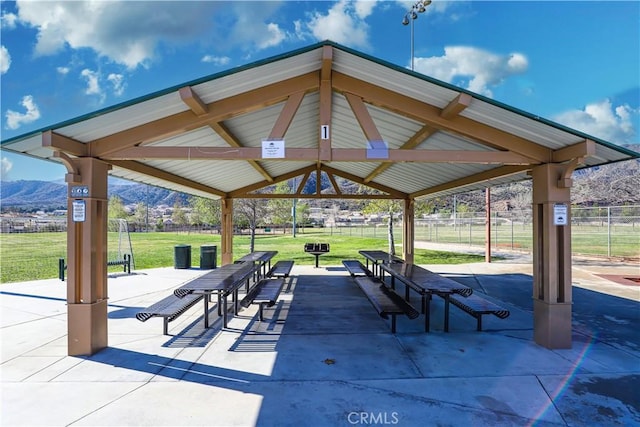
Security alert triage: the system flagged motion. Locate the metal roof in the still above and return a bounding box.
[2,40,638,201]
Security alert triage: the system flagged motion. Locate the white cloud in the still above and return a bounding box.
[57,66,70,75]
[414,46,529,97]
[15,0,221,69]
[81,69,101,96]
[202,55,230,66]
[108,73,125,97]
[5,95,41,130]
[1,11,18,29]
[1,156,13,180]
[306,0,371,48]
[257,23,287,50]
[0,45,10,74]
[554,99,638,145]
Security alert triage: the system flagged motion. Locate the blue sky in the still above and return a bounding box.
[1,0,639,182]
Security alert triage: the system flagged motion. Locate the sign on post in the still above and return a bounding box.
[553,203,568,226]
[72,200,86,222]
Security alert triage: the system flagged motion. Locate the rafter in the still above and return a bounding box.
[108,160,227,198]
[322,165,407,199]
[410,165,531,199]
[364,124,437,183]
[344,92,383,142]
[440,93,472,119]
[89,72,320,157]
[42,131,88,157]
[209,121,273,182]
[179,86,208,116]
[268,90,306,139]
[229,165,317,198]
[333,72,552,163]
[552,139,596,163]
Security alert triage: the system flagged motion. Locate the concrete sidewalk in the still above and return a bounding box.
[1,260,638,426]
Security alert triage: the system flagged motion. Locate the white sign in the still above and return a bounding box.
[553,203,568,226]
[72,200,86,222]
[262,139,285,158]
[320,125,330,140]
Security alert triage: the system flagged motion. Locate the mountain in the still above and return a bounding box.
[1,154,638,212]
[0,180,187,211]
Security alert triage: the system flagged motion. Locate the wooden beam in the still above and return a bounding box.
[344,92,383,142]
[209,121,273,182]
[410,165,531,198]
[179,86,208,116]
[108,160,227,198]
[42,131,88,157]
[238,193,398,200]
[104,145,533,165]
[268,90,306,139]
[229,165,317,198]
[333,72,552,163]
[322,165,407,199]
[319,45,333,162]
[326,170,342,195]
[440,93,472,119]
[90,72,320,157]
[364,124,437,183]
[552,139,596,163]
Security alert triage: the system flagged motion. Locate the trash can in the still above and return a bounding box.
[200,245,217,269]
[174,244,191,269]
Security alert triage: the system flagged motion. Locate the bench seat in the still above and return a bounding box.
[267,260,295,278]
[136,293,204,335]
[240,278,286,321]
[342,259,372,277]
[449,293,510,331]
[354,276,419,333]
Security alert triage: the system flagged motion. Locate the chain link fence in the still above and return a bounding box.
[1,205,638,283]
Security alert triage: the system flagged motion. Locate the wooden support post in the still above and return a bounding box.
[485,187,491,263]
[221,198,234,265]
[65,158,111,356]
[532,163,573,349]
[403,198,415,264]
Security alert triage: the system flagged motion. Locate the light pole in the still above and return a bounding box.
[402,0,432,71]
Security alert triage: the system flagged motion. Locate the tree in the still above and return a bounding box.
[133,202,148,231]
[172,199,188,230]
[363,199,402,255]
[190,197,220,229]
[235,199,268,252]
[108,195,128,221]
[268,181,295,232]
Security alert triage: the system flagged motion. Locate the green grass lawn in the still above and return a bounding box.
[1,231,489,283]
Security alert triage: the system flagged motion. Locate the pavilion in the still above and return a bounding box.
[2,41,637,356]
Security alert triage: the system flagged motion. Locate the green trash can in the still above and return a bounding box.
[174,244,191,269]
[200,245,217,269]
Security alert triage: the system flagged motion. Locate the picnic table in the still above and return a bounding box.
[236,250,278,277]
[379,262,472,332]
[358,250,403,277]
[174,262,259,328]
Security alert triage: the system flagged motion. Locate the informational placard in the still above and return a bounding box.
[72,200,86,222]
[366,140,388,159]
[553,203,568,226]
[262,139,285,158]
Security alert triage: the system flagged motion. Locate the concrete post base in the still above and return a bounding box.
[533,299,573,349]
[68,300,108,356]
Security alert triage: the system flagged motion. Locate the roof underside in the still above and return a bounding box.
[3,41,638,201]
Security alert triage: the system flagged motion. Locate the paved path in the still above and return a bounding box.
[1,260,638,426]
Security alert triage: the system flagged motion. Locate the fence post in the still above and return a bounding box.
[607,206,611,257]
